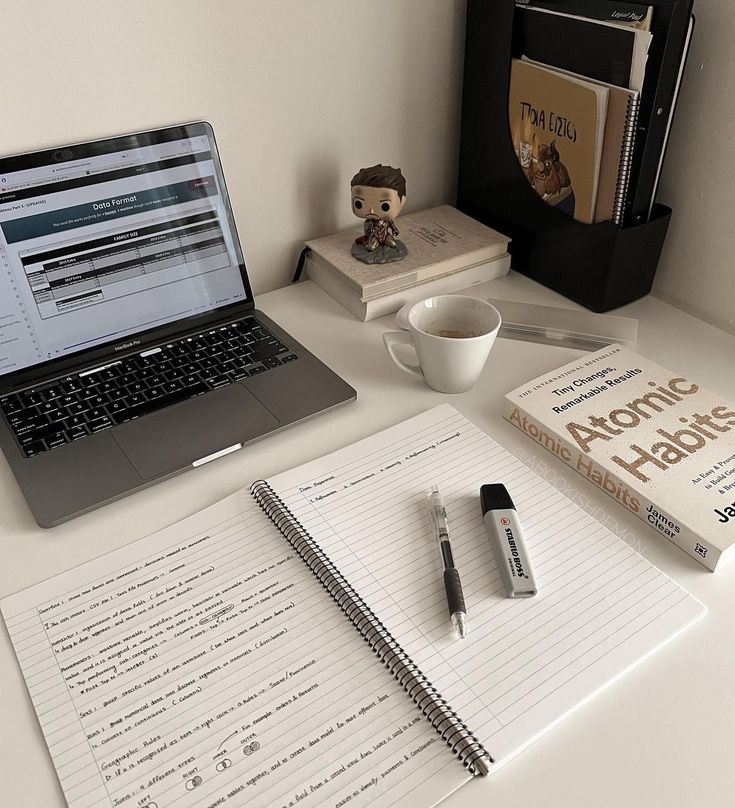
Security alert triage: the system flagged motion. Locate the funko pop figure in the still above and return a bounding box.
[350,164,408,264]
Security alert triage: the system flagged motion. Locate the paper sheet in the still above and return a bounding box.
[267,404,706,767]
[1,492,468,808]
[2,404,705,808]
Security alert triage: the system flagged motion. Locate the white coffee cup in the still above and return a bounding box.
[383,295,502,393]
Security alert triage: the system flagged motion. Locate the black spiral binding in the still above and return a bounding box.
[250,480,494,776]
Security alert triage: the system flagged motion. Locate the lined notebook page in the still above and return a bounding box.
[1,491,469,808]
[268,404,705,767]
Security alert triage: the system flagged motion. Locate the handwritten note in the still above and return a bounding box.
[267,404,705,768]
[2,492,467,808]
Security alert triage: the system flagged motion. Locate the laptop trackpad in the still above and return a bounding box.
[112,384,279,480]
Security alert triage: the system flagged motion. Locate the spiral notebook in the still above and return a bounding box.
[1,405,704,808]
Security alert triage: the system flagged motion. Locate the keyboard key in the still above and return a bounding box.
[80,385,100,400]
[38,400,62,416]
[40,385,63,400]
[60,379,82,394]
[281,354,298,363]
[89,416,114,433]
[48,408,68,425]
[0,396,22,415]
[202,374,229,389]
[79,372,103,388]
[62,415,88,430]
[164,380,184,394]
[87,407,108,421]
[261,356,282,369]
[67,402,89,416]
[20,391,44,407]
[67,425,90,441]
[23,441,46,457]
[248,365,267,376]
[119,359,140,374]
[8,408,41,427]
[84,394,107,408]
[123,395,147,408]
[45,432,68,449]
[228,368,249,381]
[15,414,49,435]
[249,344,284,363]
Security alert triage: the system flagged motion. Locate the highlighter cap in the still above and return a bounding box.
[480,484,516,515]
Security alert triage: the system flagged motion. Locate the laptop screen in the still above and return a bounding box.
[0,123,251,379]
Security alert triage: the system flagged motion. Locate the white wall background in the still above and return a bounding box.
[2,1,728,331]
[654,0,735,334]
[0,0,466,294]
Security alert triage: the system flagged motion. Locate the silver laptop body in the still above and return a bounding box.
[0,122,355,526]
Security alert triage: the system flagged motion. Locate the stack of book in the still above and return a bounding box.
[509,0,692,225]
[304,205,510,321]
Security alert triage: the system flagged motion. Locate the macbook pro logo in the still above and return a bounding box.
[114,339,141,352]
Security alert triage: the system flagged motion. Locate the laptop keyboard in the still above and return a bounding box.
[0,317,298,458]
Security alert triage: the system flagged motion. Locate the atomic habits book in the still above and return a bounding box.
[504,345,735,571]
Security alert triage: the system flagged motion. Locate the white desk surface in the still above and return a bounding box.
[2,272,734,808]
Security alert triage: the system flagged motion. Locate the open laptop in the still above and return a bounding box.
[0,122,356,527]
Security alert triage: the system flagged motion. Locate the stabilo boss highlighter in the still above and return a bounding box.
[480,484,537,598]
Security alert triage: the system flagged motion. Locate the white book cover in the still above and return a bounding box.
[504,344,735,571]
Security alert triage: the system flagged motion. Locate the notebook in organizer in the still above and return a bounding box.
[1,405,705,808]
[521,57,641,224]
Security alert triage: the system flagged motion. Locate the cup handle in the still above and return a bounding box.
[382,332,423,379]
[395,302,412,331]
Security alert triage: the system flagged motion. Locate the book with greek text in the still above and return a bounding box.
[522,58,641,224]
[504,345,735,571]
[1,406,704,808]
[509,59,609,223]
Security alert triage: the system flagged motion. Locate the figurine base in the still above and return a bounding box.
[351,240,408,265]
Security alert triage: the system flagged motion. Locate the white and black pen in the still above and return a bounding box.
[427,486,468,639]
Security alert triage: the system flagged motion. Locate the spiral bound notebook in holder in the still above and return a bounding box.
[2,405,704,808]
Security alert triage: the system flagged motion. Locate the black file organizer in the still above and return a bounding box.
[457,0,673,312]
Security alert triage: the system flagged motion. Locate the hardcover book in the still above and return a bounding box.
[307,252,511,321]
[305,205,509,300]
[504,345,735,571]
[509,59,609,223]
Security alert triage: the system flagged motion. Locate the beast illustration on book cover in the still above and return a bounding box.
[517,133,576,218]
[509,58,607,224]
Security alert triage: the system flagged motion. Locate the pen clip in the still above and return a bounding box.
[427,486,449,540]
